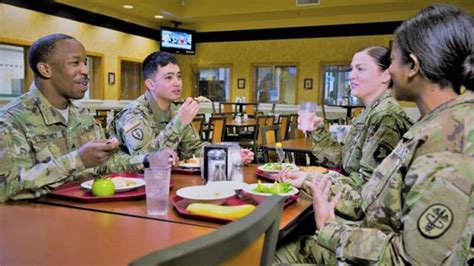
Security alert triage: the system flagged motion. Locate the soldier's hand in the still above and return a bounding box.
[305,175,341,229]
[239,148,254,165]
[149,148,179,167]
[297,115,324,132]
[177,97,199,126]
[78,138,120,168]
[279,170,308,188]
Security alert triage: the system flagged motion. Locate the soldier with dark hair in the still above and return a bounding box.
[111,51,254,163]
[276,4,474,264]
[0,34,151,202]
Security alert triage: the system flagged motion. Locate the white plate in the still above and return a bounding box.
[176,185,235,204]
[178,162,200,168]
[206,181,249,191]
[80,177,145,192]
[257,163,299,173]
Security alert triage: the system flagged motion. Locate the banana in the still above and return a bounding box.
[186,203,256,220]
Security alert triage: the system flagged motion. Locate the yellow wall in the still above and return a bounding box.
[0,4,159,99]
[0,3,417,107]
[177,35,393,104]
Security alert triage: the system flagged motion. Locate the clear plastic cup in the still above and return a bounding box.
[145,166,170,216]
[298,102,317,132]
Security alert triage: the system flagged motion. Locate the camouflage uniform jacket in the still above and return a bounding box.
[110,90,207,159]
[0,85,146,203]
[310,90,412,184]
[314,91,474,264]
[307,90,412,219]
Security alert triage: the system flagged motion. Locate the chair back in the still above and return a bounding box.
[278,114,290,140]
[209,116,226,143]
[261,125,281,163]
[244,103,258,117]
[191,114,205,140]
[129,195,285,266]
[219,103,235,113]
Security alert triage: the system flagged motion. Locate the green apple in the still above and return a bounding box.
[91,177,115,197]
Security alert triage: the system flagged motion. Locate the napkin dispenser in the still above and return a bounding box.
[203,143,239,181]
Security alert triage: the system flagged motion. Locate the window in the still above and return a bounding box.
[322,64,362,106]
[193,66,230,102]
[253,65,297,104]
[119,59,145,100]
[0,44,27,97]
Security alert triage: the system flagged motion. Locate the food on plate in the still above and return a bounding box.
[112,177,136,189]
[299,166,329,174]
[185,157,200,164]
[260,162,298,171]
[252,180,294,194]
[186,203,255,220]
[91,177,115,197]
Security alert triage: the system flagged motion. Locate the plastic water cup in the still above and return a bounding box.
[145,167,170,216]
[298,102,317,132]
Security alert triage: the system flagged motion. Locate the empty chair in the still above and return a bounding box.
[191,114,205,140]
[129,195,285,266]
[261,125,282,163]
[208,116,226,143]
[277,114,291,140]
[219,102,235,113]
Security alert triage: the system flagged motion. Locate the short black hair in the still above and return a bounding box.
[28,33,76,78]
[142,51,179,80]
[357,46,393,87]
[395,4,474,93]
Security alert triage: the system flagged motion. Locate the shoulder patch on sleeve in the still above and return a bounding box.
[417,204,453,239]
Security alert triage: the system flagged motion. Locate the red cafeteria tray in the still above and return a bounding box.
[48,173,171,203]
[171,193,299,224]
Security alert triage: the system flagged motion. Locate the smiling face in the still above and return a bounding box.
[47,39,89,102]
[146,63,182,104]
[349,50,390,105]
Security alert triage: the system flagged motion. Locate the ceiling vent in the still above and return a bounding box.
[296,0,320,6]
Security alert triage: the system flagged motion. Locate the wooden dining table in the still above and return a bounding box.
[0,202,214,266]
[264,137,313,153]
[35,165,313,238]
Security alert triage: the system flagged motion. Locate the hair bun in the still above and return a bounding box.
[462,53,474,91]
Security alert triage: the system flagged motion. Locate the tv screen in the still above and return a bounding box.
[160,27,195,55]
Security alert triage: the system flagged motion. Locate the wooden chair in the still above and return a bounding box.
[244,103,258,117]
[238,124,259,162]
[191,114,205,140]
[129,195,285,266]
[277,114,291,140]
[219,102,235,113]
[209,116,226,143]
[261,125,281,163]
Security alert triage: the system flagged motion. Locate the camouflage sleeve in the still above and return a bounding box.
[0,121,87,202]
[309,127,342,168]
[113,109,156,155]
[352,115,407,185]
[177,123,209,159]
[314,152,472,264]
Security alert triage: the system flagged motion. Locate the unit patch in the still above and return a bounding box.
[417,204,453,239]
[131,128,144,140]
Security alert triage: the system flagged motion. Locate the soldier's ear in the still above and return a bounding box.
[37,62,52,78]
[407,53,420,79]
[145,79,154,90]
[381,69,391,85]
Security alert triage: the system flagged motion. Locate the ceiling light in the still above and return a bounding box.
[123,5,134,9]
[154,15,164,19]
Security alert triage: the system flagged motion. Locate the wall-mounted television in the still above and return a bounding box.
[160,27,195,55]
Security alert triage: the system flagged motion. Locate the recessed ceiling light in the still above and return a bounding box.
[154,15,164,19]
[123,5,134,9]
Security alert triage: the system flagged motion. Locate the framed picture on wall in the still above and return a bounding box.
[108,72,115,85]
[304,78,313,90]
[237,78,245,89]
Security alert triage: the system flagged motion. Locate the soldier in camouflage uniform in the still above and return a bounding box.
[110,51,254,163]
[308,46,412,219]
[0,34,150,203]
[275,4,474,264]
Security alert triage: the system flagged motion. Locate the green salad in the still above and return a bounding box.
[252,180,294,194]
[261,162,298,171]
